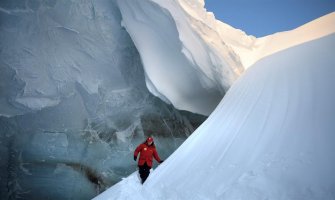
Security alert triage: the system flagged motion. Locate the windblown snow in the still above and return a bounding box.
[93,0,335,199]
[94,32,335,200]
[117,0,335,115]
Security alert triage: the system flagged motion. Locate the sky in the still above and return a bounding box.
[204,0,335,37]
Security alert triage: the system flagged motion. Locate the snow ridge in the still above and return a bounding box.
[117,0,245,116]
[117,0,335,116]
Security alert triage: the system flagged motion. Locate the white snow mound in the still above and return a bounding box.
[93,30,335,199]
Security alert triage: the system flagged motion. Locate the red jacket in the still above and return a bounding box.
[134,143,161,167]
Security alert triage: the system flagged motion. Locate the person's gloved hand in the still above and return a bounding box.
[134,156,137,161]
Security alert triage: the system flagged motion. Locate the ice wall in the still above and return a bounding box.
[0,0,206,199]
[117,0,246,116]
[0,0,130,117]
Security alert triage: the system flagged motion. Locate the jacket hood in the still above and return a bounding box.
[146,137,154,143]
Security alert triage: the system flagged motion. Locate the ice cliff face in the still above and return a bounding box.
[0,0,207,199]
[0,0,134,117]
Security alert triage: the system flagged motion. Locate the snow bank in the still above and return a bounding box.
[117,0,245,115]
[94,33,335,199]
[242,12,335,68]
[117,0,335,115]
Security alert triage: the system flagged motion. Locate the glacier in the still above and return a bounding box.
[0,0,207,199]
[1,0,335,199]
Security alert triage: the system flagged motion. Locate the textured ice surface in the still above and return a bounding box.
[0,0,206,199]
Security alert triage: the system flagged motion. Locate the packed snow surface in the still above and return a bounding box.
[94,32,335,199]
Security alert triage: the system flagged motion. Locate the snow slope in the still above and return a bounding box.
[117,0,335,115]
[240,12,335,68]
[93,33,335,199]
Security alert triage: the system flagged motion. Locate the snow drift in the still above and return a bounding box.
[117,0,335,115]
[94,32,335,200]
[95,25,335,199]
[117,0,248,116]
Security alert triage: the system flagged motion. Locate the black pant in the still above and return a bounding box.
[138,163,151,184]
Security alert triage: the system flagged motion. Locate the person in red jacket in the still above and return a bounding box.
[134,137,163,184]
